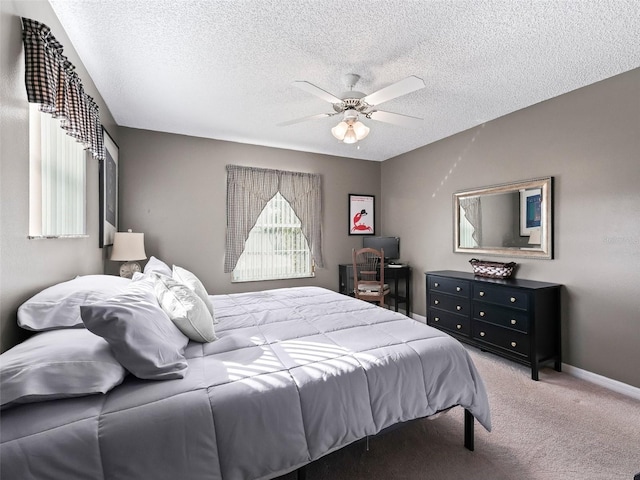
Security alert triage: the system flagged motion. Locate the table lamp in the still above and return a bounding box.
[110,229,147,278]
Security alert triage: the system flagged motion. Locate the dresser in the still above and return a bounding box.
[425,270,561,380]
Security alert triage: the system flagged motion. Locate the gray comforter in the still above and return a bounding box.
[1,286,491,480]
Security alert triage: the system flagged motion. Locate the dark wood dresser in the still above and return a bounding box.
[425,270,562,380]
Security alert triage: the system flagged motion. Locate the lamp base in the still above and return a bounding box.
[119,261,142,279]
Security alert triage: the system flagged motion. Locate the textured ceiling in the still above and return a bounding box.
[49,0,640,161]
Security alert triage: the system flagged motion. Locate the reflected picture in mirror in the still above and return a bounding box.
[454,177,553,259]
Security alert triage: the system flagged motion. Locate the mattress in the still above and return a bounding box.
[1,286,490,480]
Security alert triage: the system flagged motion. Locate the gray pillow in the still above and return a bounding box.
[17,275,131,331]
[80,276,189,380]
[153,274,216,343]
[0,329,126,410]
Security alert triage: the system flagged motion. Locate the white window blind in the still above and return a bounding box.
[459,206,479,248]
[233,193,313,282]
[29,104,87,237]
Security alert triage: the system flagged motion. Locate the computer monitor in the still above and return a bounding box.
[362,236,400,262]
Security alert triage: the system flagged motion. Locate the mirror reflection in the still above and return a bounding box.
[454,177,553,259]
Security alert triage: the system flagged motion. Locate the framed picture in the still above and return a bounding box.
[520,188,541,236]
[99,128,118,247]
[348,194,375,235]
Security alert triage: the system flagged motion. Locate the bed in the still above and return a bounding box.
[0,264,491,480]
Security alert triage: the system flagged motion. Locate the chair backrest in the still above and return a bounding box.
[352,247,385,291]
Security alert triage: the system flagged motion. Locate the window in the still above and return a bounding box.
[224,165,324,281]
[232,193,313,282]
[29,104,87,237]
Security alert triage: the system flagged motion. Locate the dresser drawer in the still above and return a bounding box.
[473,321,528,357]
[429,293,470,316]
[428,310,470,335]
[473,304,529,333]
[428,276,470,298]
[473,284,528,311]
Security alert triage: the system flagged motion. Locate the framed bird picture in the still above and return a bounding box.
[348,194,375,235]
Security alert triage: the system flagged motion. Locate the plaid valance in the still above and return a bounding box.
[21,17,103,160]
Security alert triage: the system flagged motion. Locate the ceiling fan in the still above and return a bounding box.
[279,74,426,144]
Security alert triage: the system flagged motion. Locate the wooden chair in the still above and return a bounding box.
[352,247,390,308]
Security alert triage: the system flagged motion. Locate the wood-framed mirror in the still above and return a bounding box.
[454,177,553,259]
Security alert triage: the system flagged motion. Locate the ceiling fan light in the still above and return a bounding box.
[343,109,359,123]
[331,121,349,140]
[352,121,370,140]
[343,125,358,144]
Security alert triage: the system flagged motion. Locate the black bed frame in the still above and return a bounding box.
[296,407,474,479]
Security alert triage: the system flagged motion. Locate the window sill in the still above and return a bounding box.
[28,234,89,239]
[231,273,315,283]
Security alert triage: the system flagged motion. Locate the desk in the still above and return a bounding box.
[338,264,411,315]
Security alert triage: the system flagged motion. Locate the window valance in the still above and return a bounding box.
[21,17,103,160]
[225,165,324,273]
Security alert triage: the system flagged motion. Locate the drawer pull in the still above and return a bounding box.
[510,297,516,303]
[434,300,439,305]
[434,282,439,287]
[479,291,485,297]
[434,317,440,322]
[456,286,461,292]
[479,311,485,317]
[480,331,485,337]
[456,324,462,330]
[511,319,517,325]
[511,341,517,348]
[456,305,462,311]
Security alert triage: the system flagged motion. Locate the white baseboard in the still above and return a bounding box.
[410,313,640,400]
[562,363,640,401]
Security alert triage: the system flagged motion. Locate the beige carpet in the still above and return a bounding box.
[277,347,640,480]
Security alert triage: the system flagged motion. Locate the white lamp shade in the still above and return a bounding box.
[110,231,147,261]
[343,125,358,144]
[352,121,370,140]
[331,121,349,140]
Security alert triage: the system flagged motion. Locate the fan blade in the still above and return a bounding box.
[367,110,423,128]
[292,81,343,104]
[362,76,425,106]
[277,112,337,127]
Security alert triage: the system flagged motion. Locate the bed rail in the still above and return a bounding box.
[296,407,475,478]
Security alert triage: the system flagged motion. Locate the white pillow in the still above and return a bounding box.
[17,275,131,331]
[172,265,217,323]
[0,329,127,410]
[153,274,216,343]
[80,276,189,380]
[143,256,172,277]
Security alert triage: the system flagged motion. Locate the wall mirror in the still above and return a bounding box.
[454,177,553,259]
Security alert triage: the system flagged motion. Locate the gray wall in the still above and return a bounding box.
[0,0,118,351]
[381,68,640,387]
[117,128,381,295]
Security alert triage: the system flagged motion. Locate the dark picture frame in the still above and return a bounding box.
[99,128,118,247]
[348,194,375,235]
